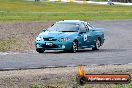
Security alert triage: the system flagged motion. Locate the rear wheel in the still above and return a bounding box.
[92,39,101,51]
[36,48,45,53]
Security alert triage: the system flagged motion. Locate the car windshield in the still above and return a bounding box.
[47,23,79,32]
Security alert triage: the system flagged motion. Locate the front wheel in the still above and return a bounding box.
[36,48,45,53]
[70,41,78,53]
[92,39,101,51]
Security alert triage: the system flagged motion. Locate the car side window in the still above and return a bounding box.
[87,23,93,30]
[80,23,87,32]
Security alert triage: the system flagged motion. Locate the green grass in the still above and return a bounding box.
[0,0,132,21]
[31,84,42,88]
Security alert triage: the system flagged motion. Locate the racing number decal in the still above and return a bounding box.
[84,34,87,41]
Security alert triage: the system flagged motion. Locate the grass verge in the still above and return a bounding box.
[0,0,132,21]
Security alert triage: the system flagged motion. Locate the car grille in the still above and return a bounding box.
[42,44,58,48]
[43,38,57,41]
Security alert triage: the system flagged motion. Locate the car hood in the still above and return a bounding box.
[38,31,77,38]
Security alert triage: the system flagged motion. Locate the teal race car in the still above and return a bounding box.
[35,20,105,53]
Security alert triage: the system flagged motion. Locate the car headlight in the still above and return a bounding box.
[60,38,70,42]
[36,36,43,41]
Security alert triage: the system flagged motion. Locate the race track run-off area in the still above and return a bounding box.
[0,20,132,70]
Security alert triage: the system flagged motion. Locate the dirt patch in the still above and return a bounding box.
[0,64,132,88]
[0,21,54,52]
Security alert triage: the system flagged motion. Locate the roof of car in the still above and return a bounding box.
[56,20,84,24]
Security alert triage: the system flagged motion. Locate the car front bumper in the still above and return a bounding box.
[35,40,73,50]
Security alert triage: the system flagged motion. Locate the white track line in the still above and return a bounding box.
[26,0,132,6]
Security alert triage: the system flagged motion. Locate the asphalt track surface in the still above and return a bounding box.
[0,20,132,70]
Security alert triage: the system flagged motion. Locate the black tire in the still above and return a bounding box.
[92,39,101,51]
[70,41,78,53]
[36,48,45,53]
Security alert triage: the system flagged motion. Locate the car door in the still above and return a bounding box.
[79,22,89,48]
[86,23,95,48]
